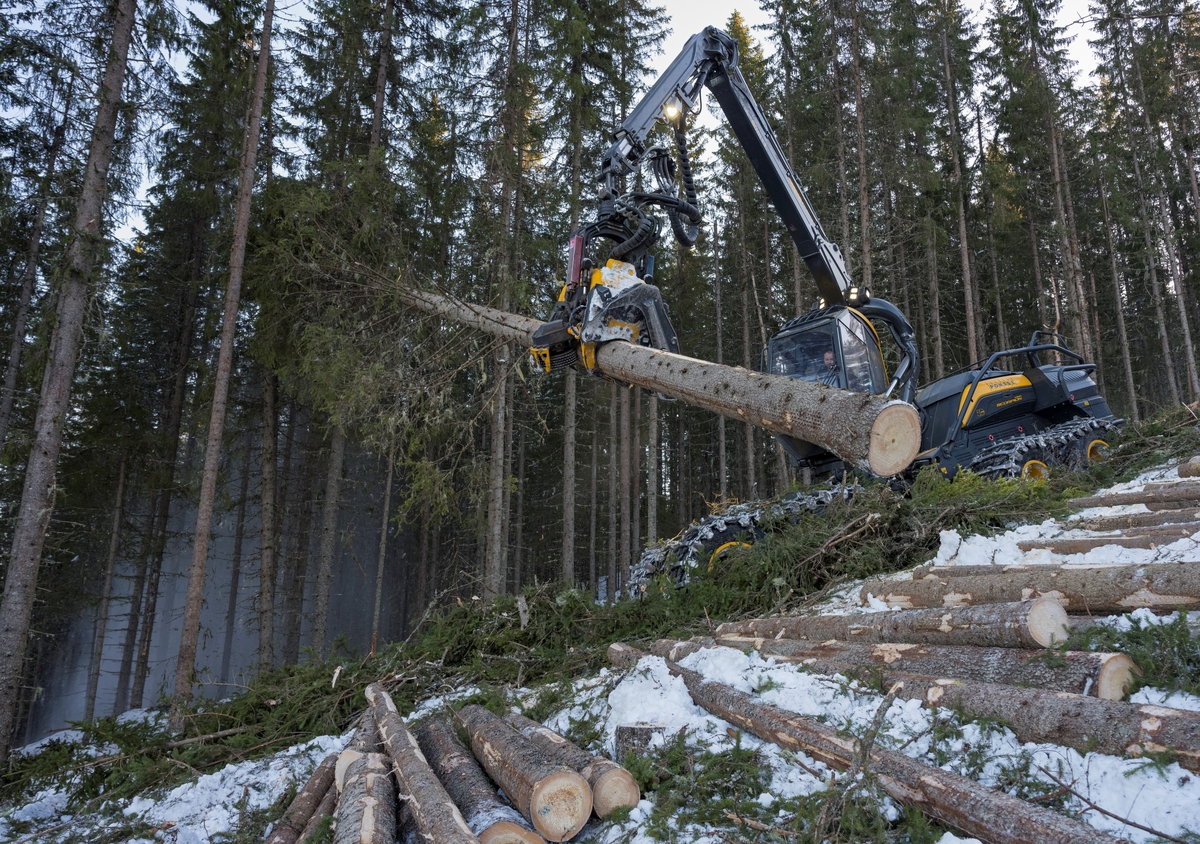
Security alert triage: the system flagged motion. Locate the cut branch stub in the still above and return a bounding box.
[387,283,920,476]
[714,599,1069,649]
[505,713,639,819]
[455,705,591,841]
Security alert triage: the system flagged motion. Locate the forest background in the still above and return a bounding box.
[1,0,1198,761]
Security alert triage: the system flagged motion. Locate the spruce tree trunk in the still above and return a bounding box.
[173,0,275,715]
[259,371,278,669]
[283,470,315,665]
[589,425,598,594]
[830,1,851,252]
[370,447,393,657]
[0,114,66,454]
[607,381,617,601]
[368,0,393,157]
[976,111,1009,351]
[1054,128,1097,363]
[1132,150,1181,405]
[712,221,727,499]
[220,444,252,683]
[926,219,944,378]
[647,393,657,545]
[1028,205,1050,333]
[619,386,631,599]
[941,31,977,363]
[484,347,509,602]
[85,451,127,722]
[741,287,757,498]
[849,0,872,290]
[113,510,151,714]
[0,0,137,764]
[1099,184,1139,422]
[1047,123,1089,359]
[311,425,345,659]
[562,368,576,585]
[632,386,641,555]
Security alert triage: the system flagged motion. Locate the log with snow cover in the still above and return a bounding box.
[711,635,1136,699]
[650,638,1200,771]
[505,712,639,818]
[642,648,1130,844]
[364,683,479,844]
[391,284,920,476]
[333,752,395,844]
[715,599,1069,649]
[1068,483,1200,509]
[265,752,338,844]
[415,716,544,844]
[455,704,592,841]
[861,561,1200,613]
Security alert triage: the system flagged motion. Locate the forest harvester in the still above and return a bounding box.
[530,26,1118,491]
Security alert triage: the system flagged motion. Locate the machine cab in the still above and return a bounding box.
[767,307,888,395]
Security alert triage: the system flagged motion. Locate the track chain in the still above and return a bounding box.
[966,416,1122,479]
[626,484,860,596]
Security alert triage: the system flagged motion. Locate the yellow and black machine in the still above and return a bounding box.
[531,26,1117,482]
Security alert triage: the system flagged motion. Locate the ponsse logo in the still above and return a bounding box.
[987,377,1021,389]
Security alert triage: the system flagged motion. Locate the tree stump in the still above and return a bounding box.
[506,713,639,819]
[614,724,664,763]
[333,752,395,844]
[455,705,591,841]
[415,717,542,844]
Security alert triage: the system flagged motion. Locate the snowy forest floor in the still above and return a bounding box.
[4,408,1200,844]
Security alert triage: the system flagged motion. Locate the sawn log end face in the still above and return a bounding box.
[528,769,591,842]
[592,767,640,818]
[867,401,921,477]
[477,820,545,844]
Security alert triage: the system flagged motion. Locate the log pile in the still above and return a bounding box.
[263,682,639,844]
[608,644,1131,844]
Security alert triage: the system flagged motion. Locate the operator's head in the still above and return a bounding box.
[824,350,836,369]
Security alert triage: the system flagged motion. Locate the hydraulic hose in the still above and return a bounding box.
[667,128,701,247]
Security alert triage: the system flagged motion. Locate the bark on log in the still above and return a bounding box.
[265,752,338,844]
[386,284,921,476]
[1178,458,1200,479]
[455,705,591,841]
[350,708,382,754]
[333,753,395,844]
[713,635,1136,699]
[645,640,1200,773]
[861,561,1200,613]
[296,782,338,844]
[1068,483,1200,509]
[1147,500,1200,510]
[415,717,543,844]
[364,683,479,844]
[661,652,1129,843]
[1016,525,1199,554]
[607,642,642,669]
[505,713,639,819]
[1077,509,1200,530]
[714,599,1069,649]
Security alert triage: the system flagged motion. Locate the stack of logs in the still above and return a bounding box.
[264,683,639,844]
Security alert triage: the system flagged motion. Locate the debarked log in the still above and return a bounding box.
[714,599,1069,649]
[333,752,395,844]
[712,635,1136,699]
[265,752,338,844]
[415,716,543,844]
[455,705,591,842]
[505,713,639,819]
[647,639,1200,772]
[364,683,479,844]
[861,561,1200,613]
[660,651,1130,844]
[390,285,920,476]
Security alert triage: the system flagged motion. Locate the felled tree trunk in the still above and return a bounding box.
[658,654,1128,844]
[266,753,338,844]
[713,635,1136,699]
[296,783,337,844]
[334,753,394,844]
[1078,509,1200,530]
[364,683,478,844]
[715,599,1069,649]
[455,704,591,841]
[1016,525,1199,554]
[862,561,1200,613]
[383,284,920,476]
[1068,483,1200,509]
[415,717,542,844]
[649,639,1199,771]
[607,642,642,669]
[505,713,639,818]
[349,708,381,754]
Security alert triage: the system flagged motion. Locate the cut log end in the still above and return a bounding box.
[1028,597,1070,647]
[1097,654,1138,700]
[592,767,640,818]
[867,401,921,477]
[478,821,546,844]
[528,769,592,842]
